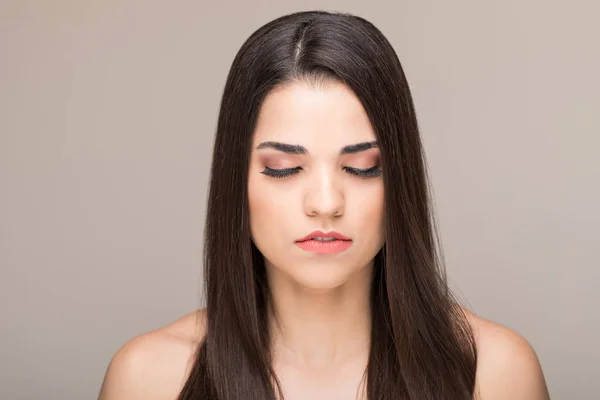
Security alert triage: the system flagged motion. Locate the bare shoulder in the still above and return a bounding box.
[460,307,550,400]
[98,308,207,400]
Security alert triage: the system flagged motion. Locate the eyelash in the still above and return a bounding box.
[261,166,382,180]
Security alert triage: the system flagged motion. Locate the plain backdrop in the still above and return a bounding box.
[1,1,598,399]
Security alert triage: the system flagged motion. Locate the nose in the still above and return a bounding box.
[303,166,344,218]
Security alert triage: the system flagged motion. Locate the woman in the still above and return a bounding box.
[98,10,549,400]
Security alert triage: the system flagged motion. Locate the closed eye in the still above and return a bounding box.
[344,166,382,179]
[260,166,382,180]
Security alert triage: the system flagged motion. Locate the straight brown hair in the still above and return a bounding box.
[178,10,477,400]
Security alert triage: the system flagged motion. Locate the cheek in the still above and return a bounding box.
[248,174,293,242]
[248,176,268,237]
[352,184,385,234]
[249,179,283,217]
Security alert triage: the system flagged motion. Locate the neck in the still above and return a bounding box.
[266,261,374,369]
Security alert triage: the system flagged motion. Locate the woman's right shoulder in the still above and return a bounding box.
[98,308,207,400]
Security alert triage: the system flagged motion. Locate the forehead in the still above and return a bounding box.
[252,81,377,150]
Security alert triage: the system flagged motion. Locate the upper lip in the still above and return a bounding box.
[296,230,351,242]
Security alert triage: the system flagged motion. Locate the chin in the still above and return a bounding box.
[290,275,351,293]
[280,262,359,292]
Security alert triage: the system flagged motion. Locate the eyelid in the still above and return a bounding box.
[263,164,380,171]
[259,155,299,169]
[261,164,381,179]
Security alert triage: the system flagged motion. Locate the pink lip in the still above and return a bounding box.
[295,239,353,254]
[295,230,353,254]
[296,230,351,242]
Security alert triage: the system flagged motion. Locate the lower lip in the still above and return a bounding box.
[295,239,353,254]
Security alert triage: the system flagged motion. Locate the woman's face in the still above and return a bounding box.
[248,80,385,291]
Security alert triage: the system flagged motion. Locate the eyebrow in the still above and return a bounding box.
[255,140,378,155]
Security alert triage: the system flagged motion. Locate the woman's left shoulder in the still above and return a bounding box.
[460,307,550,399]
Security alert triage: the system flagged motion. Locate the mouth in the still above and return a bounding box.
[295,230,352,242]
[295,238,353,254]
[294,230,353,254]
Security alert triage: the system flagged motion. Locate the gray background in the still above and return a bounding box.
[1,1,598,399]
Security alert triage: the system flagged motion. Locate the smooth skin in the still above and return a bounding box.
[98,81,550,400]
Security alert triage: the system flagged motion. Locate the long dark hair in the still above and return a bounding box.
[178,10,477,400]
